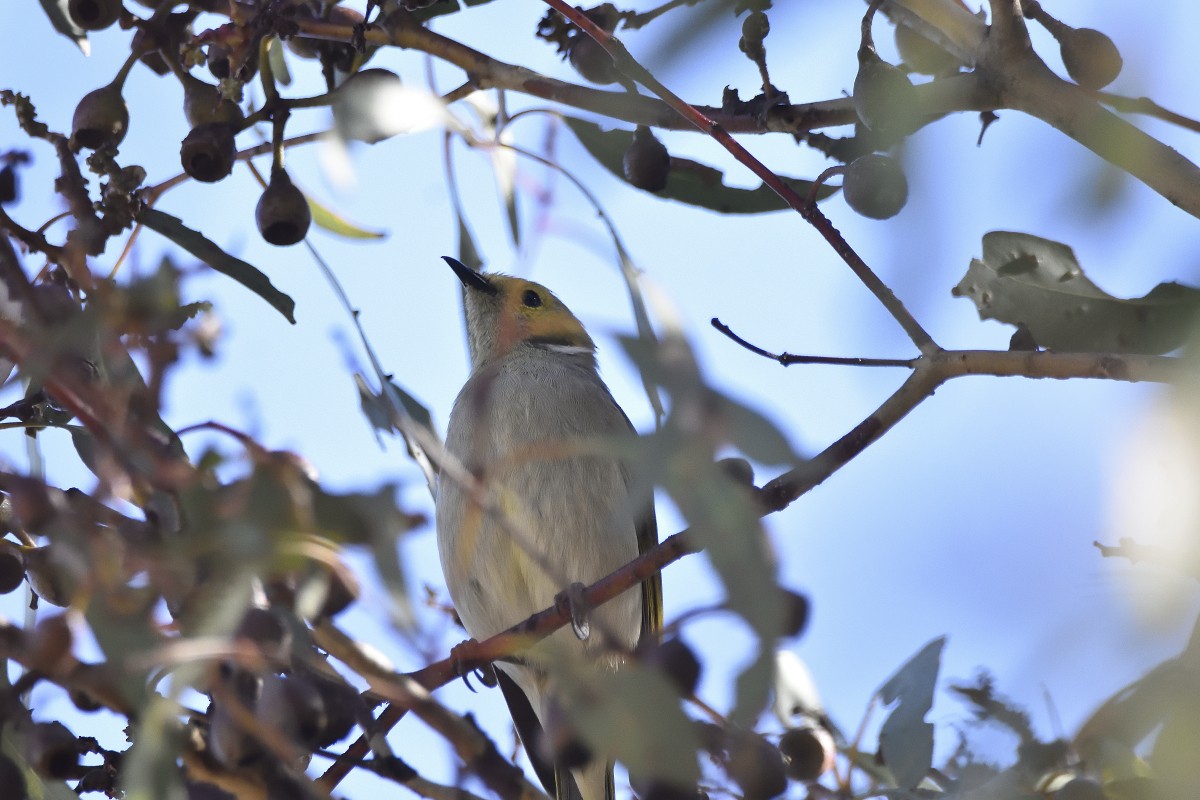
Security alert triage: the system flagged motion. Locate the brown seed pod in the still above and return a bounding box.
[569,35,619,85]
[842,153,909,220]
[642,638,701,697]
[726,730,788,800]
[23,721,79,779]
[1060,28,1123,90]
[71,83,129,150]
[852,49,918,139]
[0,540,24,594]
[778,726,834,782]
[67,0,122,31]
[256,169,312,247]
[181,74,244,129]
[180,123,237,183]
[623,126,671,192]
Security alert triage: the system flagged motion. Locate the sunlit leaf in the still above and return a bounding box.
[773,649,824,727]
[266,35,291,87]
[564,117,835,213]
[333,69,460,144]
[877,636,944,789]
[307,194,387,240]
[952,231,1200,354]
[37,0,89,54]
[139,208,296,323]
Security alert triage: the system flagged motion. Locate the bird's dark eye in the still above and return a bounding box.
[521,289,543,308]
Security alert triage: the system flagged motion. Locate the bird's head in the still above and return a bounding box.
[443,257,596,370]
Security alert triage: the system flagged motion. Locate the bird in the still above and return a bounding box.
[435,256,662,800]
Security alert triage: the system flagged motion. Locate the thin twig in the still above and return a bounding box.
[712,318,914,368]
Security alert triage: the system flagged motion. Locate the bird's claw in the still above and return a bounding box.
[557,582,592,641]
[449,640,480,692]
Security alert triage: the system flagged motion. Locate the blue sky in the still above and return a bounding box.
[2,0,1199,795]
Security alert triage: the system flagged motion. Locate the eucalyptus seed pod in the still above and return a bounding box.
[852,49,918,139]
[67,0,122,31]
[23,721,79,779]
[0,165,16,205]
[726,730,788,800]
[1058,27,1122,90]
[180,123,237,183]
[569,35,619,85]
[623,125,671,192]
[181,73,244,128]
[642,638,701,697]
[0,540,23,594]
[256,169,311,246]
[71,82,129,150]
[842,153,908,220]
[778,726,834,782]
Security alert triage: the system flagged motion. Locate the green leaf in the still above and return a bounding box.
[139,208,296,323]
[2,726,78,800]
[952,231,1200,354]
[555,657,701,787]
[313,484,422,630]
[564,117,835,213]
[38,0,89,54]
[307,194,387,240]
[877,636,944,789]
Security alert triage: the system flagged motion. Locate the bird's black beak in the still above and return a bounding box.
[442,256,497,296]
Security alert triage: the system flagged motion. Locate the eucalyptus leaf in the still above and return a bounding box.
[333,69,459,144]
[952,231,1200,354]
[307,194,387,240]
[773,649,824,727]
[139,208,296,323]
[877,636,944,789]
[555,657,701,786]
[2,726,77,800]
[564,117,834,213]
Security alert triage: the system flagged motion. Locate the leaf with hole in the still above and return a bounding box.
[877,636,944,789]
[953,231,1200,354]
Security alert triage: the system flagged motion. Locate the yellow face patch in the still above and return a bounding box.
[489,276,593,351]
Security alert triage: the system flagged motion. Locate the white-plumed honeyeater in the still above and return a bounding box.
[435,257,663,800]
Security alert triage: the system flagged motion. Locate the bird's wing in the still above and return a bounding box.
[614,400,663,646]
[496,669,585,800]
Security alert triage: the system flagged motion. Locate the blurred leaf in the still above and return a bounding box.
[37,0,89,54]
[773,649,824,726]
[85,585,163,708]
[557,657,701,786]
[619,330,792,721]
[952,231,1200,354]
[2,726,77,800]
[564,118,834,213]
[266,35,291,87]
[312,484,421,630]
[1075,615,1200,764]
[307,194,387,240]
[355,372,436,450]
[616,252,665,425]
[492,130,520,246]
[333,69,459,144]
[877,636,944,789]
[139,208,296,324]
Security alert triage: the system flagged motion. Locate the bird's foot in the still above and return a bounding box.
[556,581,592,641]
[449,639,486,692]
